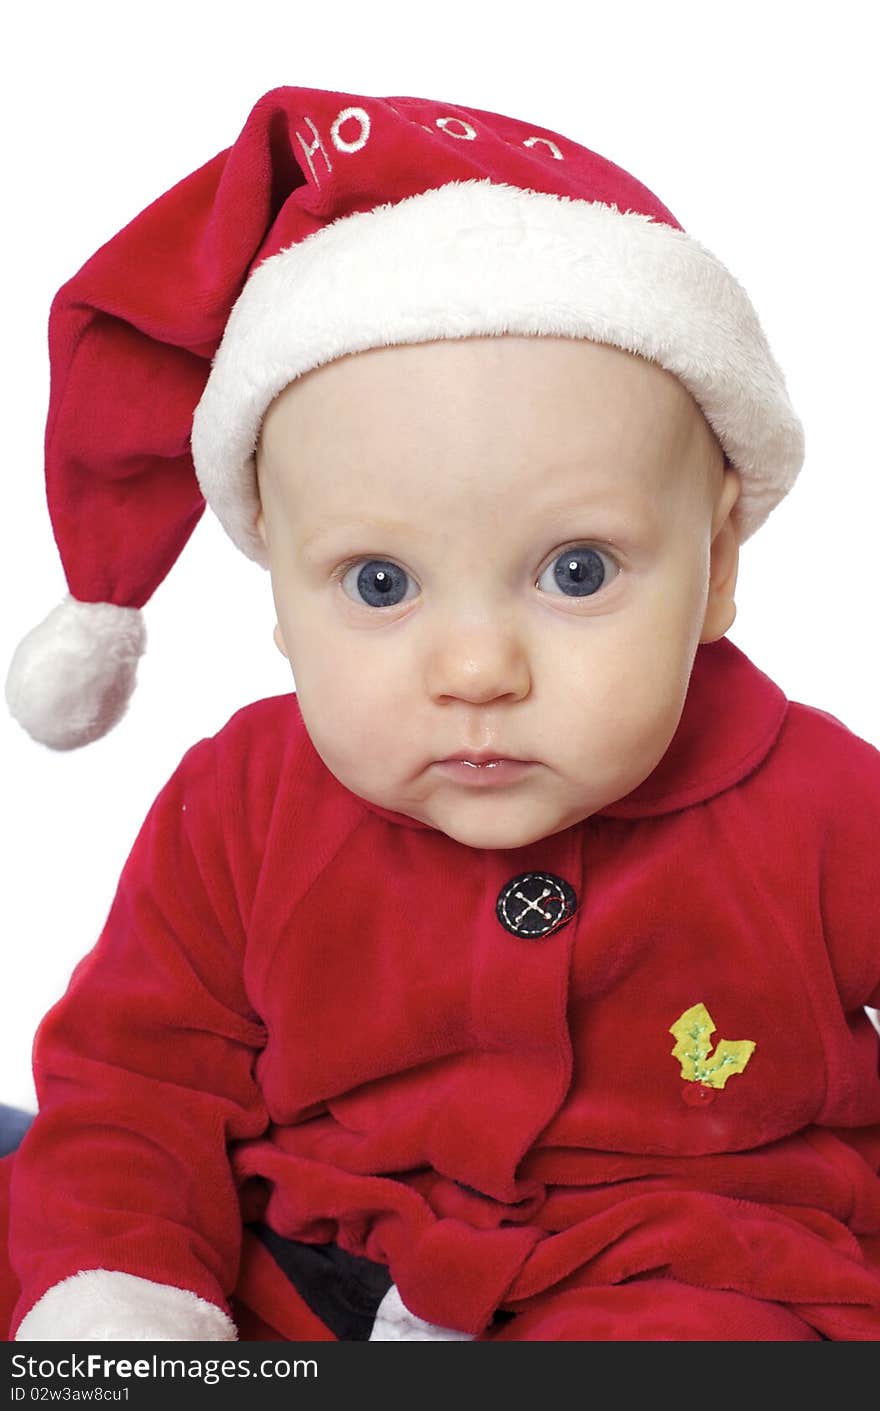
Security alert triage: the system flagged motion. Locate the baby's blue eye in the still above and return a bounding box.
[341,545,616,609]
[342,558,414,608]
[537,546,614,598]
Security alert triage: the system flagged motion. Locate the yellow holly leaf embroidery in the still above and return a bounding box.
[670,1002,756,1090]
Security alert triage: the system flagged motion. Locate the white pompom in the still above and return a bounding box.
[5,595,146,750]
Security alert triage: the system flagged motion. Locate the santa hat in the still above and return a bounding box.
[5,84,804,750]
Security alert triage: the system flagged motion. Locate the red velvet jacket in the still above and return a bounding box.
[7,637,880,1339]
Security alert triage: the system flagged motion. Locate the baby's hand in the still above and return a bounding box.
[15,1270,237,1341]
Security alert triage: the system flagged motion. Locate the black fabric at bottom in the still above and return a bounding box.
[253,1223,393,1340]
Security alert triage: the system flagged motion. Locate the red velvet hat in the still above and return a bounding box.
[5,84,804,749]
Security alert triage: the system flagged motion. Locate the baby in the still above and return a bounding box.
[255,336,738,853]
[3,84,880,1343]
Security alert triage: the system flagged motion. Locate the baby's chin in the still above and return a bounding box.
[400,795,593,852]
[439,821,577,852]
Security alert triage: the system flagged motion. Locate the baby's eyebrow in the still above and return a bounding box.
[300,518,412,557]
[298,491,660,561]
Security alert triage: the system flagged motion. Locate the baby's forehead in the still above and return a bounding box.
[265,334,695,411]
[258,335,717,490]
[263,435,719,574]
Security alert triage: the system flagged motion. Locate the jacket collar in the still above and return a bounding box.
[351,636,788,830]
[596,636,787,819]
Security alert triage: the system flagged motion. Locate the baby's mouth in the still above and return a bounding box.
[431,757,538,786]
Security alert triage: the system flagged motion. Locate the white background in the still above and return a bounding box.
[2,1,877,1109]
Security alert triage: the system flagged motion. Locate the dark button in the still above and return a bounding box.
[495,871,578,939]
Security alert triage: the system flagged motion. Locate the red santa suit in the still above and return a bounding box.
[3,636,880,1342]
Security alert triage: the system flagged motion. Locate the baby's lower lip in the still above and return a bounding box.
[432,759,537,786]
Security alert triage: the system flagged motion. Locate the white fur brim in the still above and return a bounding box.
[5,595,145,750]
[191,177,804,559]
[15,1269,237,1341]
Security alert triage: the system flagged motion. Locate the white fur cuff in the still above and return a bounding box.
[15,1270,237,1342]
[369,1284,475,1341]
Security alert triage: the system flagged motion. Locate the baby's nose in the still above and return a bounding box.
[426,621,531,705]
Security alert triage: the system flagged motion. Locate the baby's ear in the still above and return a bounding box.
[700,470,741,644]
[255,507,267,548]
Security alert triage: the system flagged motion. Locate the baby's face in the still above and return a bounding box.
[256,336,740,850]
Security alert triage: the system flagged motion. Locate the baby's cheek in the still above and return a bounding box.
[304,679,390,784]
[587,673,686,793]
